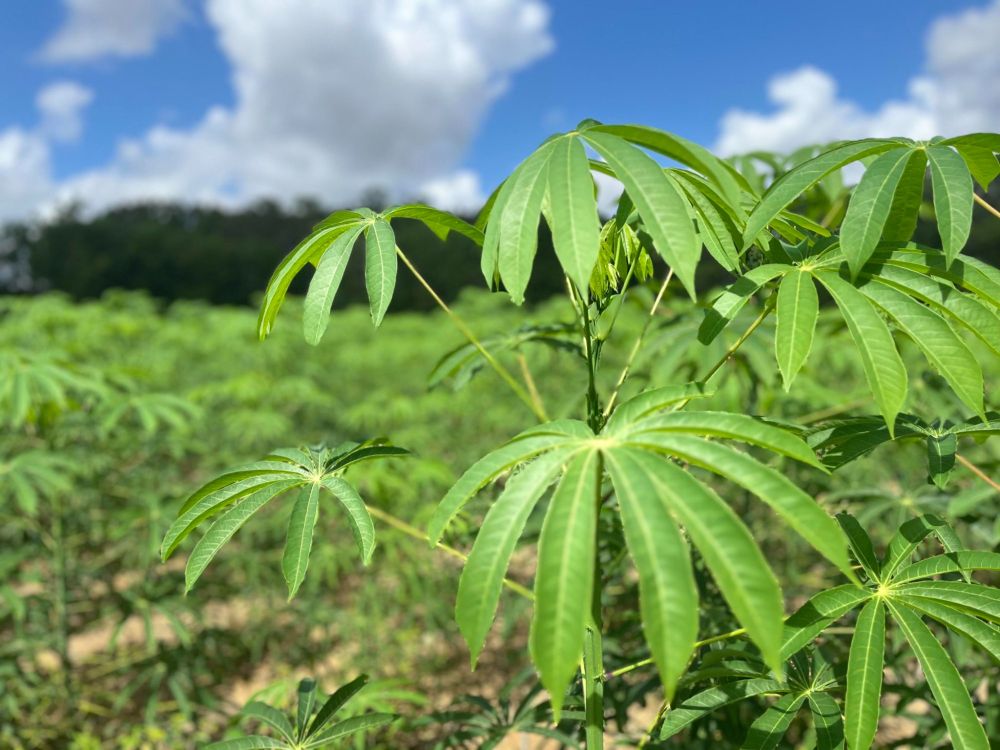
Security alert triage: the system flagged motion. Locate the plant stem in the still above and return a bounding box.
[974,193,1000,221]
[582,453,605,750]
[516,353,548,420]
[395,247,549,422]
[605,625,749,680]
[957,453,1000,494]
[671,303,773,412]
[366,505,535,601]
[603,269,674,419]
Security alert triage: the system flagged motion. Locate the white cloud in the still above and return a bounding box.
[0,129,53,221]
[47,0,553,216]
[418,170,485,214]
[715,0,1000,155]
[37,81,94,142]
[39,0,186,63]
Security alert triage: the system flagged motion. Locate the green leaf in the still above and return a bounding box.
[205,738,287,750]
[898,582,1000,622]
[184,483,294,592]
[242,701,295,743]
[928,433,957,489]
[782,586,872,659]
[456,449,573,664]
[427,424,588,545]
[496,141,556,303]
[382,205,484,244]
[606,449,698,700]
[659,679,785,739]
[604,383,713,428]
[257,222,361,339]
[633,434,853,579]
[845,598,885,750]
[282,483,321,600]
[775,269,818,389]
[307,674,369,738]
[364,218,397,327]
[815,271,907,431]
[882,149,927,243]
[893,551,1000,584]
[863,265,1000,358]
[743,139,899,248]
[621,410,824,469]
[941,134,1000,189]
[296,678,317,740]
[876,246,1000,307]
[302,225,365,345]
[882,515,949,580]
[841,148,919,276]
[304,713,396,747]
[740,692,806,749]
[162,473,298,560]
[837,513,881,582]
[582,130,700,296]
[927,145,974,265]
[546,135,601,294]
[859,279,983,415]
[622,449,784,673]
[699,264,791,345]
[672,172,740,271]
[899,596,1000,664]
[888,601,990,749]
[530,449,600,718]
[809,692,846,750]
[590,123,745,208]
[322,477,375,565]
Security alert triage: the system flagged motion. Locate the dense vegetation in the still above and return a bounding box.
[3,125,1000,749]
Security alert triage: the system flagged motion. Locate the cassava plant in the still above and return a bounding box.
[164,123,1000,747]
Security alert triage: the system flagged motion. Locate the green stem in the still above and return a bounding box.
[395,247,549,422]
[602,269,674,420]
[582,453,605,750]
[366,505,535,601]
[670,302,773,412]
[974,193,1000,221]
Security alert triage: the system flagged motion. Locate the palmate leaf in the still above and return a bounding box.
[581,129,700,296]
[546,135,601,294]
[844,598,884,750]
[258,206,480,342]
[617,449,784,674]
[809,692,846,750]
[926,144,974,265]
[529,449,600,718]
[740,692,806,750]
[841,147,919,276]
[742,139,901,247]
[456,448,576,664]
[659,678,786,739]
[888,602,990,749]
[163,442,404,597]
[774,269,818,389]
[605,449,698,701]
[434,396,842,710]
[208,674,394,750]
[814,271,907,431]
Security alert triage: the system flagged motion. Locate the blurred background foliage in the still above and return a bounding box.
[1,171,999,747]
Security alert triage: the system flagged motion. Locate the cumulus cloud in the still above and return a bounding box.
[38,0,187,62]
[37,81,94,142]
[48,0,553,216]
[0,129,53,221]
[715,0,1000,154]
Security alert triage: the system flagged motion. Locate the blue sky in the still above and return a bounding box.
[1,0,997,221]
